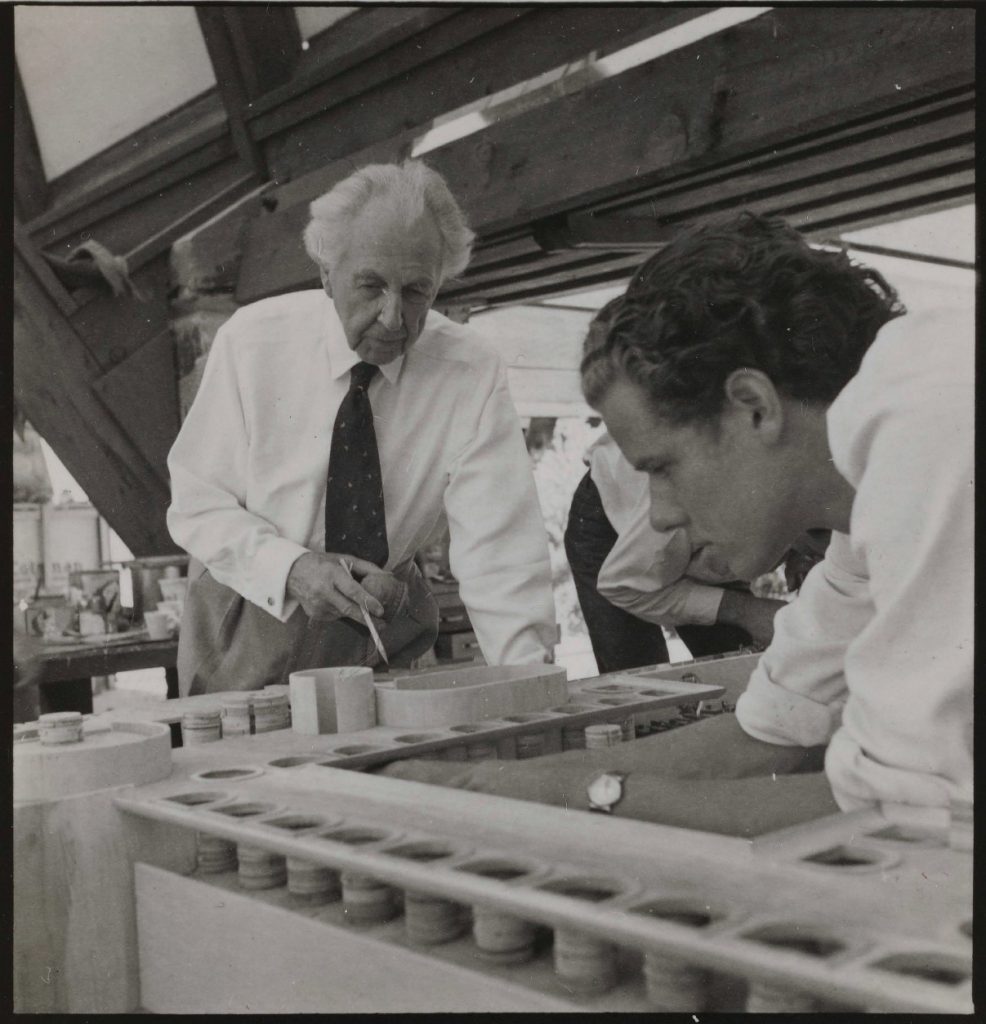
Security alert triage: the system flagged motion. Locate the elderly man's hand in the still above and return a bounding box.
[286,552,385,622]
[360,571,408,623]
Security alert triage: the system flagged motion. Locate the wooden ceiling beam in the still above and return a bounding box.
[13,61,49,221]
[235,6,973,307]
[259,5,710,196]
[594,90,974,220]
[444,253,651,307]
[14,242,178,555]
[195,9,284,178]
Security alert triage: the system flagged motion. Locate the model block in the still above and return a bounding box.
[114,765,972,1014]
[374,664,570,728]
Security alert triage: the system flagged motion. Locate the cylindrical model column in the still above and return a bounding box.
[333,667,377,732]
[286,858,341,904]
[181,708,222,744]
[220,693,253,736]
[585,723,623,750]
[252,693,290,733]
[236,844,287,889]
[341,872,400,924]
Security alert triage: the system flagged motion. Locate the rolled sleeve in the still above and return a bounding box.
[595,484,729,627]
[734,532,863,748]
[444,361,556,665]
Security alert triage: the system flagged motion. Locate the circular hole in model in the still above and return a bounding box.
[742,922,845,958]
[504,713,553,723]
[596,696,640,706]
[450,723,490,734]
[195,767,263,781]
[213,801,278,818]
[268,755,322,768]
[320,826,393,846]
[263,813,327,832]
[870,952,970,986]
[331,744,386,756]
[538,876,624,902]
[382,840,457,862]
[394,733,442,744]
[164,791,228,806]
[455,858,535,881]
[628,896,727,928]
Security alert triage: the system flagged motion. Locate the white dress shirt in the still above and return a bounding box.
[589,433,737,626]
[735,307,974,812]
[167,289,556,666]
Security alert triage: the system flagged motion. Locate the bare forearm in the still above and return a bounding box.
[468,762,838,837]
[572,713,828,780]
[377,715,832,834]
[716,590,787,647]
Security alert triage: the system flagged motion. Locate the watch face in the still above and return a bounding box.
[588,773,623,808]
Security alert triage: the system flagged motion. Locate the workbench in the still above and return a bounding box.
[18,635,179,721]
[12,651,973,1014]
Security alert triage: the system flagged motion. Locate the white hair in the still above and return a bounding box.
[302,159,475,283]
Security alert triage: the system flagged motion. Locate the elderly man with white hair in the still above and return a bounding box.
[167,160,556,695]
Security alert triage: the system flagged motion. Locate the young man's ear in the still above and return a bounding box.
[319,264,332,296]
[722,368,784,443]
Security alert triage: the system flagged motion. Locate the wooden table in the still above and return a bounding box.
[18,637,180,721]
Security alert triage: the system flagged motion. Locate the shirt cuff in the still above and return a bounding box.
[735,669,844,749]
[247,537,310,622]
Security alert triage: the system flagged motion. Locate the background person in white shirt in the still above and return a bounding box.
[567,430,779,672]
[168,160,556,695]
[380,212,972,836]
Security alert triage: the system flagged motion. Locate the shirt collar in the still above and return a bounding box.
[321,293,406,386]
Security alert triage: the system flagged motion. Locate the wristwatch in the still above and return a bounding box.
[587,771,628,814]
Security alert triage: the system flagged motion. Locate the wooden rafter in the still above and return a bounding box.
[195,9,275,178]
[234,6,975,308]
[13,60,49,221]
[14,235,178,555]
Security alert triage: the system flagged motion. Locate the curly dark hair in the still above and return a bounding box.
[581,212,904,423]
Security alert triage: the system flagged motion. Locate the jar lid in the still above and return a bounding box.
[39,712,84,725]
[182,708,221,724]
[584,723,622,738]
[253,693,288,709]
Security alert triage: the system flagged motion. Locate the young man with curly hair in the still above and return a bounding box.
[381,212,973,838]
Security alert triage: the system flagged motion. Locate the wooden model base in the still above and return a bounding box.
[13,652,972,1013]
[123,764,972,1014]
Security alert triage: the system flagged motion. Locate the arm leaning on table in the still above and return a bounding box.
[596,491,785,649]
[442,354,557,666]
[737,309,974,813]
[378,712,835,838]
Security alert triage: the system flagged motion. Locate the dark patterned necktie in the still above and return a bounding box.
[324,361,389,567]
